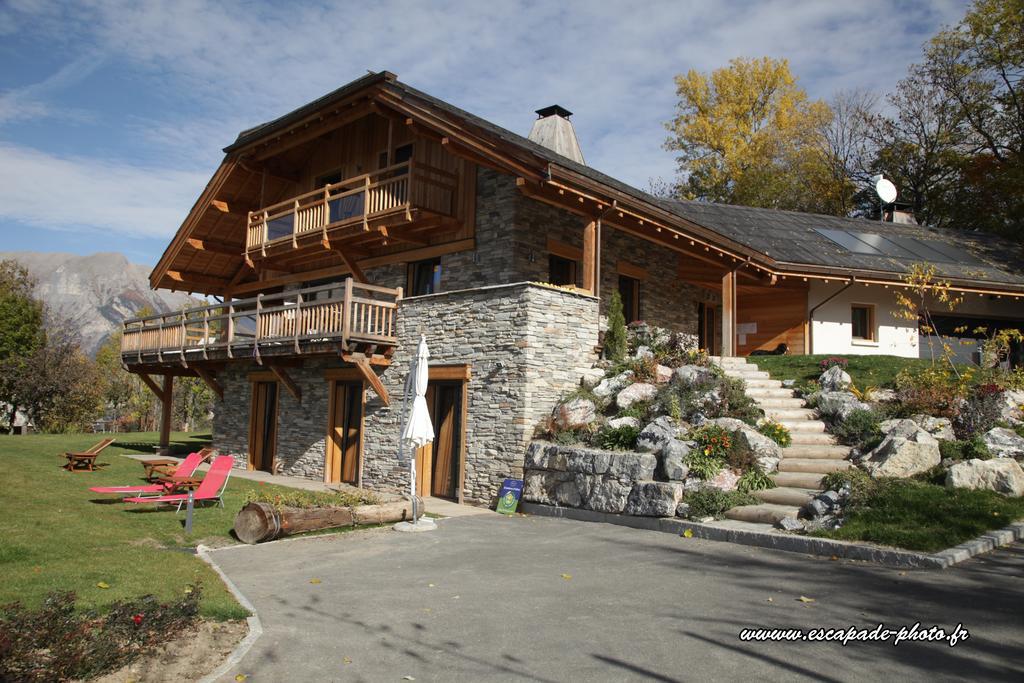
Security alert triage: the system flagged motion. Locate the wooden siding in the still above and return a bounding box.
[737,285,808,355]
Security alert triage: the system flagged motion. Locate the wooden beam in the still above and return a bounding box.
[582,220,597,294]
[138,373,164,399]
[159,374,173,449]
[722,270,737,358]
[335,250,367,283]
[268,365,302,402]
[345,355,390,406]
[194,366,224,400]
[378,226,426,246]
[187,237,242,256]
[166,270,230,291]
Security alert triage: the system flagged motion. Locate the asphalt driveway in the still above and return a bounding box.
[210,514,1023,682]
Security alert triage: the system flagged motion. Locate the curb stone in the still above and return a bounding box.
[196,545,263,683]
[520,502,1024,569]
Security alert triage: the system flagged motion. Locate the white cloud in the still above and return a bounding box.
[0,142,208,238]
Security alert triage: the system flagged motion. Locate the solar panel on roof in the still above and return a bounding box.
[885,235,951,263]
[815,228,882,255]
[854,232,919,259]
[916,238,989,268]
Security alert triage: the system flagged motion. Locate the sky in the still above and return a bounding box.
[0,0,970,267]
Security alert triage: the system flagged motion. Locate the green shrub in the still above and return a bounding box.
[894,367,959,417]
[595,424,640,451]
[719,377,762,424]
[615,399,654,422]
[684,487,758,520]
[939,437,992,462]
[831,408,884,451]
[819,357,848,371]
[737,467,776,493]
[604,291,627,362]
[684,449,726,480]
[757,419,792,447]
[915,465,948,486]
[0,587,201,682]
[689,424,733,460]
[952,384,1005,439]
[820,468,875,508]
[553,429,585,446]
[666,392,682,421]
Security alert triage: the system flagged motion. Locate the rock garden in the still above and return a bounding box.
[524,321,791,523]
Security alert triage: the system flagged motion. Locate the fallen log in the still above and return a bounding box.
[234,498,419,544]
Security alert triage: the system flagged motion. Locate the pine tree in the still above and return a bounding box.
[604,291,627,362]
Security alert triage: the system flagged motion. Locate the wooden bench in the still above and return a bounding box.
[64,438,116,472]
[140,447,215,481]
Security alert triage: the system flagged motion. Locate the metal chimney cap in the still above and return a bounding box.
[535,105,573,119]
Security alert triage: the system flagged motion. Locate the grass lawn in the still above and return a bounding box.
[752,354,932,388]
[0,432,335,620]
[813,479,1024,552]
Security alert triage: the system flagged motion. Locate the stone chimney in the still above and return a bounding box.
[528,105,585,165]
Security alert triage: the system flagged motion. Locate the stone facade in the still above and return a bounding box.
[212,283,600,504]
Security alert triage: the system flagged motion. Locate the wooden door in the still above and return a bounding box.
[326,381,363,484]
[414,382,465,500]
[698,302,718,355]
[249,381,278,473]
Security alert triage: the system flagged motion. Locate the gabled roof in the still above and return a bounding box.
[155,71,1024,296]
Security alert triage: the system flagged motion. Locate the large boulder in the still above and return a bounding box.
[816,391,871,421]
[593,371,634,398]
[710,417,782,473]
[673,364,716,387]
[524,441,566,471]
[983,427,1024,459]
[624,482,685,516]
[523,470,574,505]
[580,477,633,513]
[655,364,674,384]
[947,458,1024,497]
[862,427,940,478]
[819,365,852,392]
[616,382,658,410]
[1000,389,1024,424]
[707,468,740,491]
[659,439,693,481]
[879,418,924,438]
[607,416,641,430]
[605,451,658,480]
[636,416,684,454]
[912,415,955,441]
[552,397,596,431]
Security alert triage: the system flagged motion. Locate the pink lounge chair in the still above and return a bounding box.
[90,452,206,496]
[124,456,234,511]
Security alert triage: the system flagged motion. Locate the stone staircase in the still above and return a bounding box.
[709,356,853,527]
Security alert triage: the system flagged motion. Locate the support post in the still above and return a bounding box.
[721,270,737,357]
[159,374,173,452]
[582,220,597,294]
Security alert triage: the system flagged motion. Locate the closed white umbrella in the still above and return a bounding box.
[395,335,435,531]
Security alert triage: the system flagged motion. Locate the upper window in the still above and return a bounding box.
[618,275,642,324]
[851,304,875,341]
[548,254,578,288]
[408,258,442,297]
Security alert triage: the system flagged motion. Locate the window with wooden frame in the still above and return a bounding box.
[408,257,442,296]
[547,238,581,288]
[851,304,875,342]
[618,275,642,324]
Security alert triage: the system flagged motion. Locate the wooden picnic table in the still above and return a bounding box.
[141,458,181,481]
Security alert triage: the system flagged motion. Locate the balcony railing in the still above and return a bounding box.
[246,160,458,253]
[121,278,402,364]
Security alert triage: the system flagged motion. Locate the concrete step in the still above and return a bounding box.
[753,486,817,506]
[783,444,853,459]
[779,419,826,433]
[771,471,826,489]
[755,397,807,409]
[724,503,800,524]
[711,356,755,368]
[764,408,818,421]
[778,458,852,474]
[746,387,797,399]
[744,378,783,388]
[788,432,838,446]
[725,370,772,380]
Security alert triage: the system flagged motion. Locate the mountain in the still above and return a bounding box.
[0,251,198,356]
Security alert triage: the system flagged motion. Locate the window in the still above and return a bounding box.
[618,275,641,324]
[548,254,578,287]
[408,258,442,296]
[316,170,343,188]
[851,305,875,341]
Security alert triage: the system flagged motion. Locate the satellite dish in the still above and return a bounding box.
[875,176,898,204]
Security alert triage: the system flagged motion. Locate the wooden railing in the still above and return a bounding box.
[121,279,402,363]
[246,160,458,252]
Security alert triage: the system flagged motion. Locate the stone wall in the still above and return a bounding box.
[212,282,600,504]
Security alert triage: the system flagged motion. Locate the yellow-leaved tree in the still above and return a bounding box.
[664,57,846,213]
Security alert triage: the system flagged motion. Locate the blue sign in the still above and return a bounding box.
[496,478,523,515]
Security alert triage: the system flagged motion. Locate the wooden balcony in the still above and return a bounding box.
[245,161,457,258]
[121,279,401,366]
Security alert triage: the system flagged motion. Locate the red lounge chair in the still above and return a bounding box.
[89,452,206,496]
[124,456,234,511]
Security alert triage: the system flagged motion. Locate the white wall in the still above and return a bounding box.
[809,280,1024,359]
[808,281,919,358]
